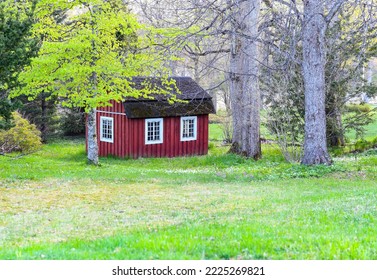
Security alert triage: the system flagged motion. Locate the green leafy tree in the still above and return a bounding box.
[0,0,39,129]
[13,0,172,164]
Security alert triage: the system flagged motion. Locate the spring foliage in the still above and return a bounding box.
[11,0,175,164]
[0,112,42,154]
[13,0,172,110]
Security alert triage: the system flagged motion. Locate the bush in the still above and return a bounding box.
[353,138,377,153]
[0,112,42,154]
[209,113,223,124]
[345,104,372,113]
[354,139,367,152]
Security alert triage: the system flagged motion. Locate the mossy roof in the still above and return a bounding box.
[123,77,215,118]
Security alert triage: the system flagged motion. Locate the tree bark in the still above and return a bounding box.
[301,0,332,165]
[229,0,261,159]
[87,11,99,165]
[87,108,99,165]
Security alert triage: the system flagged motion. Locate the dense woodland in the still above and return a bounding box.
[1,0,377,164]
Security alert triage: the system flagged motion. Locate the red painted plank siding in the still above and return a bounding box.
[203,114,209,155]
[89,100,210,158]
[94,100,125,157]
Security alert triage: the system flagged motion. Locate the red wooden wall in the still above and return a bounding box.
[92,100,209,158]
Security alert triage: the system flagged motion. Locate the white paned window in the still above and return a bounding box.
[100,116,114,143]
[181,116,197,141]
[145,118,163,144]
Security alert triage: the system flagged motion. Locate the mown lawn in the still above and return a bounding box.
[0,129,377,259]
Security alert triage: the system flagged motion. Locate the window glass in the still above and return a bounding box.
[145,118,163,144]
[181,116,197,141]
[100,117,113,143]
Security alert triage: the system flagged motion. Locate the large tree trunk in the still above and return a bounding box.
[87,15,99,165]
[87,108,99,165]
[301,0,332,165]
[229,0,261,159]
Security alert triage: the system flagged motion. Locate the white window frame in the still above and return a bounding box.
[100,116,114,143]
[145,118,164,145]
[180,116,197,141]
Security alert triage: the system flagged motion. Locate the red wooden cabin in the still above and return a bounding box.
[91,77,215,158]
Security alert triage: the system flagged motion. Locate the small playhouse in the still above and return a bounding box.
[91,77,215,158]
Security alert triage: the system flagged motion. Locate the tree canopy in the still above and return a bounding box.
[15,0,170,110]
[12,0,174,164]
[0,0,39,129]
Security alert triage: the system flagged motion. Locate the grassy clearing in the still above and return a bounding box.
[1,124,377,260]
[1,176,376,259]
[0,136,355,183]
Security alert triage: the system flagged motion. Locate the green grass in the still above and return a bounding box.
[209,123,223,142]
[1,128,377,260]
[0,137,351,183]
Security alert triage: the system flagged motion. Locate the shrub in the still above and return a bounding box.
[353,138,376,153]
[345,104,372,113]
[209,113,223,124]
[60,107,86,136]
[0,112,42,154]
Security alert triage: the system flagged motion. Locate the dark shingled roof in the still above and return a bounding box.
[123,77,215,119]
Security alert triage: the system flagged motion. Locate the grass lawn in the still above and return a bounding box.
[1,126,377,259]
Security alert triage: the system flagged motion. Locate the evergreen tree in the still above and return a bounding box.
[17,92,59,142]
[0,0,38,129]
[60,106,86,136]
